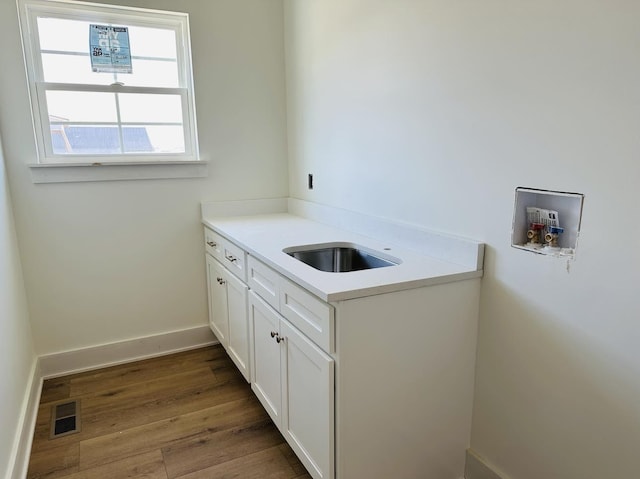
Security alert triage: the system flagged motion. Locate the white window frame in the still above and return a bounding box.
[17,0,205,182]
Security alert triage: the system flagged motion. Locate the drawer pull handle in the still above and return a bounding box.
[226,255,237,263]
[206,241,217,247]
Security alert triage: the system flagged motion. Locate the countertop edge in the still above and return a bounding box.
[322,270,484,303]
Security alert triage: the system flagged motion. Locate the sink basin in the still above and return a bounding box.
[283,243,400,272]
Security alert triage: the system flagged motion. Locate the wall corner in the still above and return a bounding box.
[465,449,506,479]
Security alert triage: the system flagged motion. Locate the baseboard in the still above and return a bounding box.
[465,449,506,479]
[7,358,42,479]
[39,325,217,378]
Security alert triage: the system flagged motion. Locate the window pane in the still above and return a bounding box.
[51,125,121,155]
[42,53,113,85]
[46,91,117,122]
[122,127,153,153]
[38,17,91,53]
[37,19,178,60]
[122,58,179,87]
[123,125,184,153]
[128,26,177,59]
[50,125,185,155]
[118,93,183,123]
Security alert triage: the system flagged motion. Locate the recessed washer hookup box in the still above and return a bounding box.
[512,187,585,258]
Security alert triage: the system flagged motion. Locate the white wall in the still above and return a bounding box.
[0,0,288,355]
[0,137,36,477]
[284,1,640,478]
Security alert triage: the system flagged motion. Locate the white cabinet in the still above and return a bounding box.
[204,228,250,382]
[204,226,247,281]
[204,220,480,479]
[280,317,334,479]
[248,255,335,479]
[248,292,283,423]
[248,256,335,353]
[225,271,250,379]
[204,228,223,260]
[220,237,247,281]
[206,254,229,345]
[249,291,334,479]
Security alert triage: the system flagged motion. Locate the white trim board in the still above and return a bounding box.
[7,360,41,479]
[39,325,217,379]
[30,161,208,184]
[465,449,507,479]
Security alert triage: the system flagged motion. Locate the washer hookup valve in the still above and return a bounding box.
[526,223,545,245]
[544,226,564,248]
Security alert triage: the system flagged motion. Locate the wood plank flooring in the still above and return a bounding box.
[28,345,311,479]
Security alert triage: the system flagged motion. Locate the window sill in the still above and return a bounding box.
[28,160,208,184]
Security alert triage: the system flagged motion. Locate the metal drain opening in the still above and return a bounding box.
[50,399,81,438]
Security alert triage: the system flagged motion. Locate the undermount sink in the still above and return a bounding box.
[283,243,400,273]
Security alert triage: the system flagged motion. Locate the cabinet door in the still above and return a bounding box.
[249,292,283,426]
[206,254,228,347]
[281,318,334,479]
[225,271,250,382]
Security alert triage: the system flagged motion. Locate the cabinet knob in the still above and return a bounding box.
[216,277,226,285]
[206,241,217,247]
[270,331,284,343]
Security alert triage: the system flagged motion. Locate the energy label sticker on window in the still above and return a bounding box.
[89,24,132,74]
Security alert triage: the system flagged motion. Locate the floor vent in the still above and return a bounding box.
[50,399,81,438]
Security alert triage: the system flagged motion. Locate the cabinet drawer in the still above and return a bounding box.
[280,279,334,354]
[204,228,224,261]
[221,238,247,282]
[248,256,281,311]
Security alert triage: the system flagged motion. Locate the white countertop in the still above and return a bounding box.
[202,213,483,302]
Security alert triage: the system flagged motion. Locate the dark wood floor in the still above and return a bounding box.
[27,345,311,479]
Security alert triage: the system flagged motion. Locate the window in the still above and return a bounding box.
[18,0,199,168]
